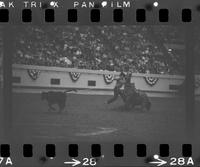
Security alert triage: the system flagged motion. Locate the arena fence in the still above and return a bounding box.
[10,64,195,98]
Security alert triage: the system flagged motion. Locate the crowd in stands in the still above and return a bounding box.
[12,26,185,74]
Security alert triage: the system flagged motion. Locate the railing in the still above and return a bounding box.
[11,64,189,97]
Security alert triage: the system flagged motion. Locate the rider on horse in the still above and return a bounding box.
[120,71,151,111]
[107,70,151,111]
[125,72,151,110]
[123,72,136,97]
[107,71,126,104]
[119,71,139,108]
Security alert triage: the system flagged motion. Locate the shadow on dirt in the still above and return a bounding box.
[110,105,149,113]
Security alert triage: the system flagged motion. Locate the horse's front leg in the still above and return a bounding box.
[118,90,126,103]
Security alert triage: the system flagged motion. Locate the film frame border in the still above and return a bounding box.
[0,8,195,23]
[0,0,199,166]
[0,35,196,164]
[0,0,200,24]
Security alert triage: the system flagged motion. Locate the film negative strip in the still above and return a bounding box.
[0,0,198,24]
[0,0,200,166]
[0,143,198,165]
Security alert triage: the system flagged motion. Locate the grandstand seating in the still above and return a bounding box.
[9,26,185,74]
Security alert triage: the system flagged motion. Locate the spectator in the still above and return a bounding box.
[12,26,185,75]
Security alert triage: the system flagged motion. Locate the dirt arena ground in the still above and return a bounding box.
[0,93,199,165]
[6,92,188,143]
[1,92,200,143]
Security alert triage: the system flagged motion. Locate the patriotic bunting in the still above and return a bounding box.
[144,76,159,86]
[103,74,115,84]
[69,72,81,82]
[27,69,40,80]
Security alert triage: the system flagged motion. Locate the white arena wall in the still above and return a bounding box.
[11,64,190,98]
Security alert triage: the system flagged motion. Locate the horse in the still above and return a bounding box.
[118,73,151,111]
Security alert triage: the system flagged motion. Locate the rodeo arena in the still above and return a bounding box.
[0,26,200,143]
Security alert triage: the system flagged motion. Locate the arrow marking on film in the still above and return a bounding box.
[64,159,81,166]
[149,155,167,166]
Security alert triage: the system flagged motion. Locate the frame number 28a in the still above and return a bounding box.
[170,157,194,166]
